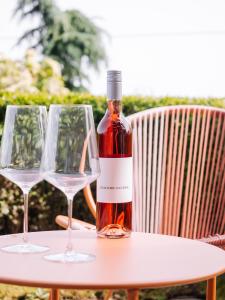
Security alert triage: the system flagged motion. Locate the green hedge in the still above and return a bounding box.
[0,91,224,124]
[0,92,225,234]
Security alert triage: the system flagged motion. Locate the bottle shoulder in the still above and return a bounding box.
[97,112,132,134]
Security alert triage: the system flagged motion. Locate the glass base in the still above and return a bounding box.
[1,243,49,254]
[44,251,96,263]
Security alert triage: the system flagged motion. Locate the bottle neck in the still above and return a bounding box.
[107,79,122,100]
[107,99,122,115]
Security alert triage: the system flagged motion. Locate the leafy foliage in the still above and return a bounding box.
[8,108,45,168]
[14,0,106,91]
[0,50,68,94]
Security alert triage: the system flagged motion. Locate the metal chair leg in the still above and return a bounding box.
[207,277,216,300]
[104,289,113,300]
[49,288,60,300]
[127,289,139,300]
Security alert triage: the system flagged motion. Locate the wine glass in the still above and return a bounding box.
[0,105,49,253]
[42,105,100,263]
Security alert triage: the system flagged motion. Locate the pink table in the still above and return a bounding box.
[0,230,224,300]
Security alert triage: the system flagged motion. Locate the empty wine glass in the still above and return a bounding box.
[42,105,100,263]
[0,105,49,253]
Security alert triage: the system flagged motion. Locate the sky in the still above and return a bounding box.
[0,0,225,97]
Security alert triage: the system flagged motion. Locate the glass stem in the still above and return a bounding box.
[66,198,74,253]
[23,193,29,243]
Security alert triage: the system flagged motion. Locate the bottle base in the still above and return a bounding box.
[97,224,131,239]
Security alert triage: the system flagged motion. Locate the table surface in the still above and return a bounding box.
[0,230,224,290]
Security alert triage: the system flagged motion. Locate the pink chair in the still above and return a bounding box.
[129,105,225,243]
[56,105,225,299]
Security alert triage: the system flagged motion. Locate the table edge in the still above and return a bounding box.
[0,268,224,290]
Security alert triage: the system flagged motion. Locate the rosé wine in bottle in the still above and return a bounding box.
[96,70,132,238]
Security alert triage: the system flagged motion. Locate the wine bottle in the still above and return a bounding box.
[96,70,132,238]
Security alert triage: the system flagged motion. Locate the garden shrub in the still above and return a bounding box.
[0,92,224,234]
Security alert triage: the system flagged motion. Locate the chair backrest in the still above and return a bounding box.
[128,105,225,239]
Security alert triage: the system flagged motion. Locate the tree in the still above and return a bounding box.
[14,0,106,91]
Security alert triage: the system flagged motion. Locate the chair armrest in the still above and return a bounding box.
[55,215,96,231]
[199,234,225,250]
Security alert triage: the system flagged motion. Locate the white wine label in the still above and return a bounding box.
[97,157,133,203]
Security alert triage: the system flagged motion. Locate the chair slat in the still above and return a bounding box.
[159,110,169,234]
[151,112,158,233]
[170,109,180,235]
[174,109,185,235]
[187,109,201,238]
[155,112,164,233]
[132,118,139,231]
[142,114,147,232]
[163,110,175,234]
[146,114,153,233]
[190,109,204,239]
[177,109,190,236]
[138,117,143,231]
[168,110,176,235]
